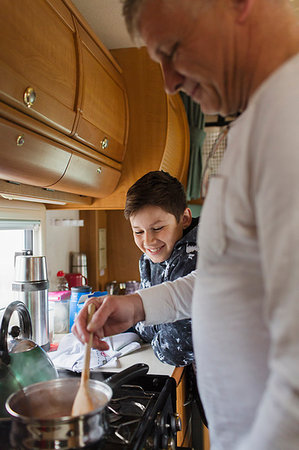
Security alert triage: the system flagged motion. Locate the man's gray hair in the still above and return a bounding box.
[122,0,149,41]
[122,0,202,42]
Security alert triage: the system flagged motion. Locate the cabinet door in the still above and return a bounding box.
[0,0,77,135]
[74,24,128,163]
[51,150,121,198]
[0,117,71,187]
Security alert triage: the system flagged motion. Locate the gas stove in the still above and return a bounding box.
[1,369,181,449]
[62,369,179,450]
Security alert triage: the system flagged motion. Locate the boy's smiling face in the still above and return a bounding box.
[130,205,192,263]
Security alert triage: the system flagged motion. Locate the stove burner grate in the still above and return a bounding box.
[107,386,158,445]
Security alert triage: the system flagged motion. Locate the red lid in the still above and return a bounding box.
[49,342,59,352]
[57,270,65,277]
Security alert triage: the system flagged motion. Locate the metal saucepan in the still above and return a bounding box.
[6,363,149,449]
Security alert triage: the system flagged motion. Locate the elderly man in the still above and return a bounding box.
[73,1,299,449]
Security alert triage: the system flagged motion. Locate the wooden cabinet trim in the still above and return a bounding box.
[72,17,84,135]
[46,0,75,31]
[62,0,123,74]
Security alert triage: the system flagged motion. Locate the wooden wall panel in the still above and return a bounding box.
[79,210,141,291]
[106,210,141,283]
[79,210,107,291]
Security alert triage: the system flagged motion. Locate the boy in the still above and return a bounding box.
[124,170,199,366]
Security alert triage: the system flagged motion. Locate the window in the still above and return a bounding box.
[0,200,46,309]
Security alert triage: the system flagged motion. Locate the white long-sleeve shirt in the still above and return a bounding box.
[138,53,299,450]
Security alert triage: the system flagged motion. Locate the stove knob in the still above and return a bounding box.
[155,412,165,431]
[160,433,177,450]
[145,436,154,448]
[167,436,176,450]
[161,432,170,449]
[152,413,165,449]
[170,413,182,433]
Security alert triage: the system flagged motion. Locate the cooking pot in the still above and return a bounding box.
[6,363,149,449]
[0,301,57,417]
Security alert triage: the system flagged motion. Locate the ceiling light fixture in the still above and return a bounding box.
[0,194,66,205]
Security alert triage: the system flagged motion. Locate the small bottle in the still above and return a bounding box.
[69,285,92,331]
[56,270,69,291]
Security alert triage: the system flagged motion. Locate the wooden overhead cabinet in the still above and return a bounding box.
[74,23,128,163]
[0,0,77,135]
[0,0,128,199]
[53,151,121,198]
[0,2,188,206]
[82,48,190,210]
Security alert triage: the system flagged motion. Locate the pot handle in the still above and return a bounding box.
[104,363,149,391]
[0,301,32,365]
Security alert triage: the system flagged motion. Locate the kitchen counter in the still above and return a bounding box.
[99,342,175,376]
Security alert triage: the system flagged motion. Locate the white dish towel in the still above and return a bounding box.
[49,332,141,372]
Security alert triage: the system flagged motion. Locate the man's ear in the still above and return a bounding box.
[232,0,255,23]
[182,208,192,229]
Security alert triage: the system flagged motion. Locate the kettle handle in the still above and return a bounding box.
[0,301,32,365]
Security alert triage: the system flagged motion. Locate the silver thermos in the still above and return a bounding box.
[70,252,88,281]
[12,255,50,351]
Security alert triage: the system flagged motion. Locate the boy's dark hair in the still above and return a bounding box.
[124,171,187,222]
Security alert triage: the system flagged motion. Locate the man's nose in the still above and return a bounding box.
[161,59,184,94]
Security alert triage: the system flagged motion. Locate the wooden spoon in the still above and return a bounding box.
[71,302,96,416]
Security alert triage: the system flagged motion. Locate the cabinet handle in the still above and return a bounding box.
[100,137,108,150]
[96,167,102,174]
[23,87,36,108]
[16,135,25,146]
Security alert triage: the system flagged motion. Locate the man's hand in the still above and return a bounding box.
[71,293,145,350]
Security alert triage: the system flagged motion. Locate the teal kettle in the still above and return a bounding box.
[0,301,57,417]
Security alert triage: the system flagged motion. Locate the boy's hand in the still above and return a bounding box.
[72,293,145,350]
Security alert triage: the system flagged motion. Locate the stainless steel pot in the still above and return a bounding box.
[6,363,149,449]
